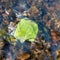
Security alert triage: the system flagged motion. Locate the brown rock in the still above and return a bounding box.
[17,53,30,60]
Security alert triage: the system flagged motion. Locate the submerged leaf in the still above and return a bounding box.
[14,18,38,43]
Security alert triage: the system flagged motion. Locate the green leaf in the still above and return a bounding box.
[14,18,38,43]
